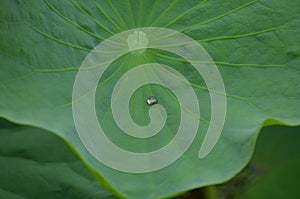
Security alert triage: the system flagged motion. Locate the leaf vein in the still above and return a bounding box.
[92,0,123,31]
[181,0,259,32]
[42,0,105,41]
[198,26,285,42]
[164,0,209,28]
[25,22,91,52]
[70,0,115,35]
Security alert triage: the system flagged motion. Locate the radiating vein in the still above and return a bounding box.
[56,57,127,109]
[137,0,144,26]
[92,0,123,31]
[164,0,209,28]
[151,44,298,75]
[126,0,135,27]
[145,0,159,25]
[25,22,91,52]
[180,0,259,32]
[43,0,105,41]
[154,61,261,113]
[107,0,128,29]
[70,0,115,35]
[146,66,181,142]
[150,0,179,26]
[199,26,285,42]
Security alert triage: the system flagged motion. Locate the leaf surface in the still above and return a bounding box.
[234,125,300,199]
[0,119,116,199]
[0,0,299,198]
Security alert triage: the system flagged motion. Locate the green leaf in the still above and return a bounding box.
[0,118,116,199]
[212,125,300,199]
[234,125,300,199]
[0,0,299,198]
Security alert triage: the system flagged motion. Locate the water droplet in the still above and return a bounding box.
[146,97,158,106]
